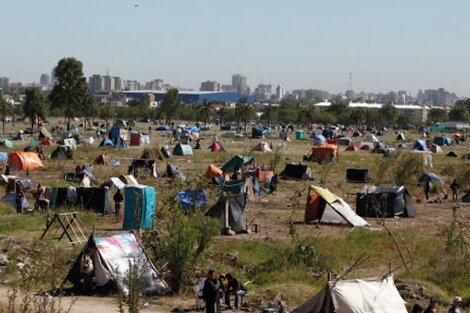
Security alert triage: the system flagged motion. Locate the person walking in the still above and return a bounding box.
[449,297,462,313]
[424,177,431,201]
[113,189,124,217]
[203,270,220,313]
[450,179,460,202]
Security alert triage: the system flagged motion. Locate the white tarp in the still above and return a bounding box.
[366,134,379,143]
[320,199,368,227]
[63,138,77,151]
[140,134,150,146]
[329,276,407,313]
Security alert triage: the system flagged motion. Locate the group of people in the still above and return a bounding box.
[412,296,463,313]
[200,269,247,313]
[422,177,461,203]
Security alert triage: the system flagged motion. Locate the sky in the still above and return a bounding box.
[1,0,470,96]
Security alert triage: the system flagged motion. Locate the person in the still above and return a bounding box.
[424,298,439,313]
[203,269,220,313]
[225,273,246,310]
[269,173,279,194]
[231,167,240,181]
[34,183,50,212]
[113,189,124,217]
[450,179,460,202]
[79,248,94,294]
[449,297,462,313]
[424,177,431,201]
[15,185,25,214]
[195,139,201,150]
[4,164,9,176]
[218,274,228,311]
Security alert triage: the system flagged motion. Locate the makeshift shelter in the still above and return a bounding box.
[8,152,44,171]
[156,125,171,131]
[109,126,128,142]
[130,132,150,146]
[345,145,359,152]
[251,127,266,139]
[446,151,459,157]
[161,145,172,158]
[99,138,114,147]
[205,193,248,234]
[64,233,169,296]
[221,155,254,172]
[38,128,53,140]
[173,143,194,156]
[356,185,416,218]
[305,186,368,227]
[0,139,14,149]
[337,137,352,146]
[2,192,29,210]
[50,146,73,160]
[129,159,157,178]
[123,185,156,230]
[291,275,407,313]
[433,136,452,146]
[311,133,326,145]
[373,142,389,153]
[94,153,109,165]
[43,138,54,146]
[430,144,443,154]
[418,172,443,185]
[166,164,186,180]
[352,130,362,137]
[365,134,379,143]
[397,143,408,149]
[101,177,126,190]
[176,189,208,212]
[346,169,370,183]
[252,142,272,152]
[209,141,225,152]
[309,144,339,163]
[280,164,313,180]
[141,148,163,161]
[63,138,77,151]
[206,164,223,180]
[119,175,139,186]
[413,140,428,151]
[359,142,374,150]
[396,133,406,140]
[77,187,112,214]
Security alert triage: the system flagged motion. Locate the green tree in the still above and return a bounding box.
[428,108,448,123]
[397,114,411,128]
[236,98,255,134]
[49,57,89,130]
[23,87,48,136]
[81,93,98,131]
[199,99,212,125]
[217,106,227,125]
[262,102,276,129]
[160,88,181,124]
[303,104,316,125]
[448,101,470,122]
[350,109,365,130]
[0,96,13,135]
[378,103,399,125]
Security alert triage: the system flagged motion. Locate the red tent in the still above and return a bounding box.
[211,142,221,152]
[43,138,54,146]
[345,145,359,152]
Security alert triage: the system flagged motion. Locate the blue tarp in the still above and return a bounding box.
[252,127,266,139]
[433,136,452,146]
[123,185,156,230]
[311,133,326,145]
[156,125,171,131]
[176,189,208,212]
[99,138,114,147]
[0,152,8,161]
[413,140,427,151]
[183,126,200,132]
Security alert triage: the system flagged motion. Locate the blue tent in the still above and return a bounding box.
[99,138,114,147]
[183,126,200,132]
[433,136,452,146]
[0,139,14,149]
[311,133,326,145]
[156,125,171,131]
[252,127,266,139]
[176,189,208,212]
[413,140,427,151]
[123,185,156,230]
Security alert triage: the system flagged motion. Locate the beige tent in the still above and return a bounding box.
[252,142,272,152]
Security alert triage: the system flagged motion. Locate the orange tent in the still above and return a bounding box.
[311,144,339,163]
[8,152,45,171]
[206,164,223,180]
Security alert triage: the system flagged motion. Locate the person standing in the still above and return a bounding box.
[113,189,124,217]
[424,177,431,201]
[15,185,25,214]
[424,298,439,313]
[450,179,460,202]
[203,270,220,313]
[449,297,462,313]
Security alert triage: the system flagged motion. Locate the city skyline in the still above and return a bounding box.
[1,1,470,95]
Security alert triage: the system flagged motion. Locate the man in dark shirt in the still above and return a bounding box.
[424,297,439,313]
[203,270,220,313]
[225,273,246,310]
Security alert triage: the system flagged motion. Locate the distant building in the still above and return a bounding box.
[40,74,50,86]
[145,79,164,90]
[113,77,122,91]
[124,80,141,91]
[232,74,249,94]
[89,74,122,93]
[200,80,220,92]
[88,75,104,93]
[254,84,272,101]
[221,84,234,92]
[0,77,9,87]
[276,85,286,100]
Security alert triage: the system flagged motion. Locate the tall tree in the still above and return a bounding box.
[199,99,212,125]
[217,106,227,125]
[0,97,13,135]
[428,108,448,123]
[262,103,275,129]
[81,93,98,131]
[303,104,316,125]
[23,87,48,136]
[350,109,365,130]
[49,57,89,130]
[236,98,255,135]
[378,103,399,126]
[160,88,181,125]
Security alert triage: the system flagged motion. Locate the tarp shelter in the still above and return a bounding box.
[101,177,126,190]
[221,155,254,172]
[38,128,53,140]
[129,159,157,178]
[50,146,73,160]
[0,139,14,149]
[156,125,172,131]
[433,136,452,146]
[305,186,368,227]
[397,143,408,149]
[77,187,112,214]
[413,140,428,151]
[161,145,172,158]
[251,127,266,139]
[206,164,223,180]
[166,164,186,180]
[356,185,416,218]
[345,145,359,152]
[291,275,407,313]
[280,164,313,180]
[311,133,326,145]
[366,134,379,143]
[8,152,44,171]
[2,192,29,210]
[94,153,109,165]
[130,132,150,146]
[252,142,272,152]
[446,151,459,157]
[418,172,443,185]
[99,138,114,147]
[373,142,389,153]
[173,143,193,156]
[176,189,208,212]
[65,233,169,296]
[205,193,247,234]
[430,144,443,154]
[310,144,339,163]
[109,126,128,142]
[209,141,225,152]
[63,138,77,151]
[359,142,374,150]
[123,185,156,230]
[337,137,352,146]
[43,138,54,146]
[396,133,406,140]
[346,169,370,183]
[0,152,8,161]
[119,175,139,186]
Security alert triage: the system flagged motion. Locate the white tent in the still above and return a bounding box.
[305,186,368,227]
[252,142,272,152]
[63,138,77,151]
[366,134,379,143]
[292,275,407,313]
[430,144,443,154]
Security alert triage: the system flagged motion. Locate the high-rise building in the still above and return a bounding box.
[88,75,104,93]
[125,80,141,91]
[0,77,9,88]
[200,80,220,92]
[40,74,50,88]
[145,79,164,90]
[113,77,122,91]
[254,84,272,101]
[232,74,249,94]
[276,85,286,100]
[102,76,115,92]
[221,85,234,92]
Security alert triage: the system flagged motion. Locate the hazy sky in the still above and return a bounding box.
[1,0,470,95]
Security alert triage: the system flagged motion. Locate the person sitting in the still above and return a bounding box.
[34,183,50,212]
[225,273,246,310]
[79,248,94,295]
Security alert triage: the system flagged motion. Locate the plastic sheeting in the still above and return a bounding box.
[123,185,156,230]
[206,193,247,234]
[177,189,208,212]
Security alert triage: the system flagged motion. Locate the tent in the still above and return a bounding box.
[176,189,208,212]
[446,151,459,157]
[251,127,266,139]
[161,145,172,158]
[209,141,225,152]
[433,136,452,146]
[77,187,112,213]
[352,130,362,137]
[38,128,53,140]
[311,133,326,145]
[99,138,114,147]
[280,164,313,180]
[2,192,29,210]
[43,138,54,146]
[94,153,109,165]
[430,144,443,154]
[418,172,443,185]
[129,159,157,178]
[173,143,194,156]
[206,164,223,180]
[166,164,186,180]
[141,148,163,161]
[64,233,169,296]
[337,137,352,146]
[359,142,373,150]
[365,134,379,143]
[346,169,370,183]
[373,142,389,153]
[156,125,172,131]
[130,132,150,146]
[309,144,339,163]
[305,186,368,227]
[205,193,248,234]
[119,175,139,186]
[81,136,95,145]
[101,177,126,190]
[221,155,254,172]
[345,145,359,152]
[108,126,127,148]
[356,185,416,218]
[252,142,272,152]
[123,185,156,230]
[397,143,408,149]
[8,152,44,171]
[396,133,406,140]
[291,275,406,313]
[50,146,74,160]
[63,138,77,151]
[413,140,428,151]
[0,139,14,149]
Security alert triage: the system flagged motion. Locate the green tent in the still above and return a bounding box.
[173,143,194,156]
[221,155,254,172]
[0,139,14,149]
